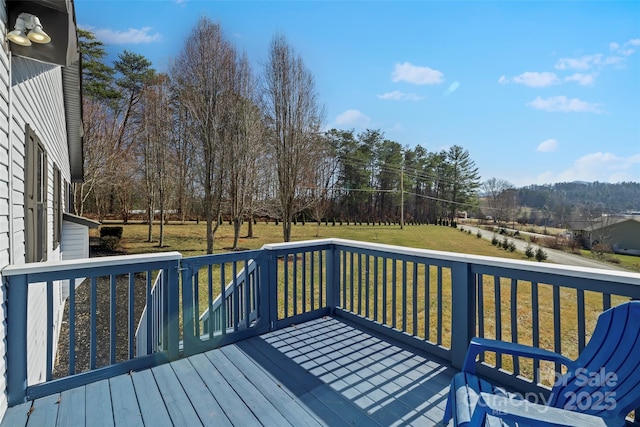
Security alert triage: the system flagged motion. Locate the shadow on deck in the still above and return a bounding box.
[2,316,455,427]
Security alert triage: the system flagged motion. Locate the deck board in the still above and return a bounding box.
[84,379,114,427]
[5,316,454,426]
[129,369,173,427]
[109,374,143,427]
[169,357,232,427]
[152,362,202,426]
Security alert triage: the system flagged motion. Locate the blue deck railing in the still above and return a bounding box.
[3,238,640,414]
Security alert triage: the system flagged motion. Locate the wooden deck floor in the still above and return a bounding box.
[2,316,455,427]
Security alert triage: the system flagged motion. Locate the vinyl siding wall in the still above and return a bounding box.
[8,57,70,390]
[0,1,11,419]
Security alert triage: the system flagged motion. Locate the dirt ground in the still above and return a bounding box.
[53,241,148,378]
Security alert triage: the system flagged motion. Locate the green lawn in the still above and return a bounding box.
[100,221,528,261]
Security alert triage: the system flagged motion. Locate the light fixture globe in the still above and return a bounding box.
[7,28,31,46]
[6,13,51,46]
[26,16,50,44]
[27,26,51,44]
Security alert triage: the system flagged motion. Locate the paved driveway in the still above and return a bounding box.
[460,225,627,271]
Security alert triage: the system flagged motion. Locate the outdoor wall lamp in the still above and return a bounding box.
[7,12,51,47]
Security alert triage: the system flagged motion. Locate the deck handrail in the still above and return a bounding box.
[2,252,182,406]
[3,239,640,415]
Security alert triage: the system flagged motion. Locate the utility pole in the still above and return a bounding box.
[400,164,404,229]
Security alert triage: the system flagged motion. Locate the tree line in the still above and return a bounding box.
[75,17,483,251]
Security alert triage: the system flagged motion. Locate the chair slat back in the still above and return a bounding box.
[550,302,640,422]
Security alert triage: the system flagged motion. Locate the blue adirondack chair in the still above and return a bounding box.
[443,301,640,426]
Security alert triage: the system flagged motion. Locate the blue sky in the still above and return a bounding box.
[75,0,640,188]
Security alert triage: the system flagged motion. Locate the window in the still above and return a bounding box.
[25,125,47,262]
[53,163,62,249]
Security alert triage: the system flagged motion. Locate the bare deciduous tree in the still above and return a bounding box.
[222,53,265,249]
[140,73,173,246]
[482,177,515,222]
[172,17,235,253]
[262,33,325,242]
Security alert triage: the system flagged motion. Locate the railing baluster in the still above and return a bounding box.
[128,273,135,359]
[357,253,363,315]
[365,255,370,319]
[553,285,562,373]
[284,254,289,318]
[341,251,347,308]
[425,264,431,342]
[603,293,611,311]
[402,260,407,332]
[373,256,379,322]
[90,276,98,369]
[392,260,397,329]
[577,289,586,353]
[207,265,213,334]
[413,262,418,337]
[319,250,324,308]
[310,251,315,311]
[220,264,226,334]
[46,281,53,381]
[302,252,307,314]
[349,252,355,312]
[494,275,501,369]
[382,257,388,325]
[110,275,116,365]
[244,258,251,328]
[532,282,540,383]
[510,278,519,375]
[293,253,298,316]
[477,273,484,362]
[145,271,152,356]
[437,266,443,346]
[233,261,239,331]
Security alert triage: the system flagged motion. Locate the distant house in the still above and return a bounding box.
[0,0,94,420]
[569,216,640,256]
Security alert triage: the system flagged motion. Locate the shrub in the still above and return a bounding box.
[476,230,482,239]
[535,247,548,262]
[491,235,499,246]
[100,226,123,239]
[591,243,611,260]
[525,243,535,258]
[501,237,510,250]
[100,235,120,252]
[508,241,516,252]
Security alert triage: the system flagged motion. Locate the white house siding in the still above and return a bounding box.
[9,57,70,387]
[0,0,11,419]
[61,219,89,299]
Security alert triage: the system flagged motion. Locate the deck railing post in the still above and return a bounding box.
[6,274,28,406]
[264,249,278,330]
[326,244,340,313]
[450,261,476,370]
[166,258,180,360]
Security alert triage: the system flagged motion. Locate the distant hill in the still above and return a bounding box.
[516,182,640,223]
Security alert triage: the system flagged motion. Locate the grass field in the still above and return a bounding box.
[97,220,529,261]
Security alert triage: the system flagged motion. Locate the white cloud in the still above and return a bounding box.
[392,62,443,85]
[554,54,602,70]
[537,139,558,152]
[499,72,560,87]
[377,91,423,101]
[627,39,640,46]
[93,27,162,44]
[609,42,620,51]
[527,96,604,113]
[335,109,371,128]
[564,73,597,86]
[536,153,640,184]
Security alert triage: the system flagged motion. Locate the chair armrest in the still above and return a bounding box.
[463,337,575,374]
[472,392,608,427]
